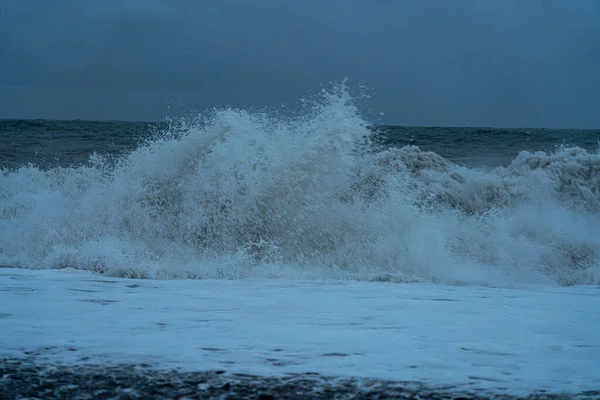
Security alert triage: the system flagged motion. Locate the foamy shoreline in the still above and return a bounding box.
[2,269,598,397]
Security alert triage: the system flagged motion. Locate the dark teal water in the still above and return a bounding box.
[372,125,600,167]
[1,119,599,170]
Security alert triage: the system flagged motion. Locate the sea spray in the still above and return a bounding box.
[1,84,599,286]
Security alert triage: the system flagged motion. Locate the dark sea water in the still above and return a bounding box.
[1,119,599,170]
[0,119,158,170]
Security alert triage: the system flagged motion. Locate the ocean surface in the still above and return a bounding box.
[1,87,600,286]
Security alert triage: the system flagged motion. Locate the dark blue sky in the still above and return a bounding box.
[1,0,599,127]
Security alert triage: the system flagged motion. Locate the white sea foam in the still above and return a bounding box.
[1,84,599,285]
[2,268,598,395]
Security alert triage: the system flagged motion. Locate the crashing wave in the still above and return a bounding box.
[1,84,599,286]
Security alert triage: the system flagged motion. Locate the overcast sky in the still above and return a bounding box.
[0,0,599,127]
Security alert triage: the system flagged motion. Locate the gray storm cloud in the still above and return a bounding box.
[0,0,598,127]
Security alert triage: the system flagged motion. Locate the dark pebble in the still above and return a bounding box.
[0,358,595,400]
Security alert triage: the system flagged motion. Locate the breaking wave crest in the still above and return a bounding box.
[1,85,599,286]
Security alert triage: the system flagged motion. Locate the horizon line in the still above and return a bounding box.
[0,117,598,131]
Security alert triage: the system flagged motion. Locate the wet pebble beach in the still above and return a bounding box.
[2,359,597,400]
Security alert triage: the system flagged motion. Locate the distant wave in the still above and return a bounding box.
[1,84,599,286]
